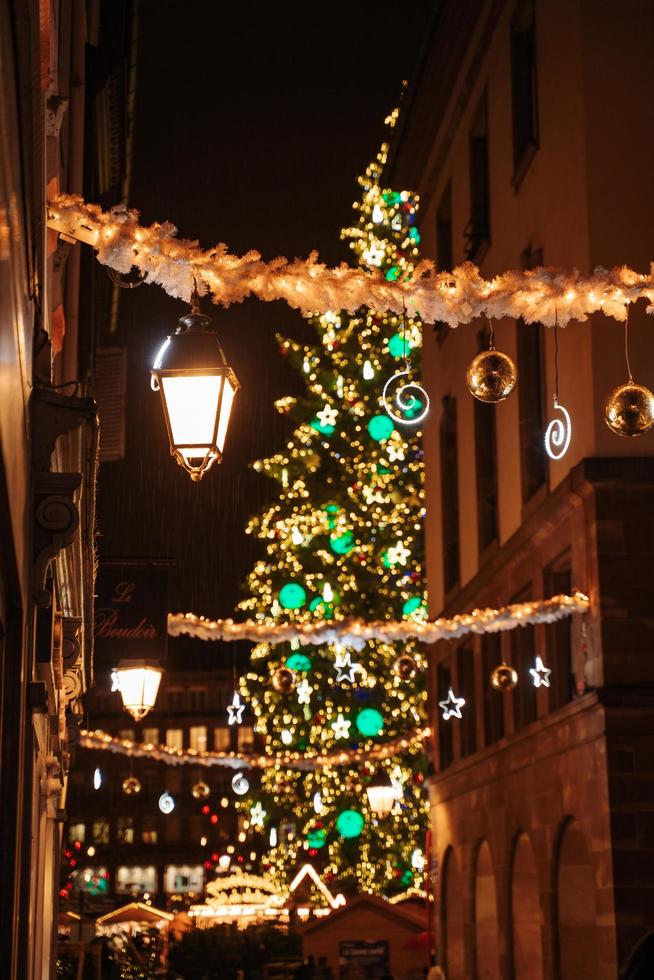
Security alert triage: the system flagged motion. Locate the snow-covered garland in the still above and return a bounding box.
[78,726,429,770]
[47,196,654,327]
[167,592,589,650]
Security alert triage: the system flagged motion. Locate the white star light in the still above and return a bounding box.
[334,650,362,684]
[227,691,245,725]
[296,679,312,705]
[362,243,385,267]
[530,656,552,688]
[387,442,406,463]
[386,541,411,566]
[372,204,384,224]
[250,802,266,828]
[316,405,338,427]
[439,687,466,721]
[331,713,351,740]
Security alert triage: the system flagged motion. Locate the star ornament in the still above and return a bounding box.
[296,678,312,705]
[334,650,362,684]
[250,802,267,828]
[227,692,245,725]
[387,542,411,566]
[439,687,466,721]
[316,405,338,427]
[530,656,552,688]
[331,712,351,740]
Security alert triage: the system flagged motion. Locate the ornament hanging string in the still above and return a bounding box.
[47,195,654,327]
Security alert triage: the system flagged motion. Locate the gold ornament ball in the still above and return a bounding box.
[604,381,654,437]
[393,654,418,680]
[192,780,210,800]
[466,349,517,403]
[490,663,518,692]
[272,666,296,693]
[122,776,142,796]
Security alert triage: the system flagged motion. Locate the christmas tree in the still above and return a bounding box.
[239,109,428,897]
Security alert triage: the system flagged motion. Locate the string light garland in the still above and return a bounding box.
[77,725,431,770]
[167,591,589,648]
[46,195,654,327]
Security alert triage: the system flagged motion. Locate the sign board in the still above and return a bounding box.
[339,940,389,978]
[94,560,171,669]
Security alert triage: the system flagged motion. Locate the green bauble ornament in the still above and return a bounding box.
[279,582,307,610]
[402,596,424,617]
[286,653,312,672]
[385,266,401,282]
[330,531,354,555]
[307,828,327,849]
[336,809,365,839]
[356,708,384,737]
[408,227,421,243]
[368,415,395,442]
[388,332,412,359]
[310,418,335,436]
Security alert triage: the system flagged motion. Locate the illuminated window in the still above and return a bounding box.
[141,817,158,844]
[68,822,86,844]
[118,728,134,741]
[164,864,204,894]
[115,865,157,896]
[117,817,134,844]
[189,725,207,752]
[142,727,159,745]
[166,728,183,750]
[237,726,254,751]
[92,820,110,844]
[214,727,230,750]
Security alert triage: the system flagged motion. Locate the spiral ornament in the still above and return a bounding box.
[544,400,572,459]
[382,371,430,425]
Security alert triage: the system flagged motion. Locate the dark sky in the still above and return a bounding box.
[97,2,435,664]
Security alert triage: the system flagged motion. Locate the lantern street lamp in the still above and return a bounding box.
[366,769,395,818]
[113,661,163,721]
[151,286,240,481]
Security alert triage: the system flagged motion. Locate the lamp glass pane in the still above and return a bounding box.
[366,783,395,817]
[161,375,222,457]
[216,377,236,452]
[117,666,162,719]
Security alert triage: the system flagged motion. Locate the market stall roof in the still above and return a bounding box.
[96,902,174,926]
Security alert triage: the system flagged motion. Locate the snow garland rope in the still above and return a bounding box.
[167,592,590,650]
[78,726,430,770]
[47,195,654,327]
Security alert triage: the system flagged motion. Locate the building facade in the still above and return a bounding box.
[63,667,258,913]
[389,1,654,977]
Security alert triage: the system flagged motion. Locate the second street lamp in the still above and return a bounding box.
[366,769,395,818]
[151,285,240,481]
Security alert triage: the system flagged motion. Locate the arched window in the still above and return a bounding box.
[474,841,499,978]
[556,818,600,975]
[441,847,465,979]
[511,832,544,979]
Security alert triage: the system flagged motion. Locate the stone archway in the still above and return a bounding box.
[474,841,500,978]
[556,818,600,977]
[442,847,465,979]
[511,832,544,980]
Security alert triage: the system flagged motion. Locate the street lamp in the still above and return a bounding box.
[366,769,395,818]
[113,661,163,721]
[151,286,240,481]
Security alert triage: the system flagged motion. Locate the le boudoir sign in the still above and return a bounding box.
[94,560,171,665]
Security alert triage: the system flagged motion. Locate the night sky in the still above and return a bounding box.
[97,2,435,665]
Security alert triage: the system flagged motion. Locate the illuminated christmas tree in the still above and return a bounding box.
[239,110,429,897]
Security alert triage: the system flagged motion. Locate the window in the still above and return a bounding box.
[167,769,182,793]
[92,820,110,844]
[214,727,230,751]
[189,687,208,711]
[142,727,159,745]
[482,633,504,745]
[68,822,86,844]
[545,557,575,710]
[440,396,460,595]
[517,320,546,502]
[167,687,185,711]
[165,816,181,843]
[115,865,157,896]
[164,865,204,895]
[117,817,134,844]
[511,0,538,183]
[237,726,254,751]
[434,182,454,342]
[511,590,538,729]
[166,728,183,750]
[118,728,134,741]
[474,331,499,553]
[457,647,476,758]
[189,725,208,752]
[437,663,454,770]
[141,817,158,844]
[465,92,490,261]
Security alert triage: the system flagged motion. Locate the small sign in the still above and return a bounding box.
[94,560,171,668]
[339,940,389,977]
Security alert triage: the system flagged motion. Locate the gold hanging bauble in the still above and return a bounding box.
[393,654,418,681]
[466,349,517,403]
[604,381,654,437]
[122,776,142,796]
[272,666,296,693]
[490,662,518,692]
[192,780,210,800]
